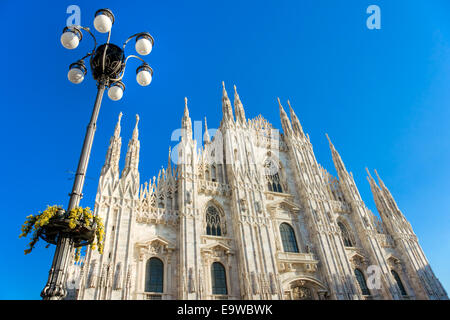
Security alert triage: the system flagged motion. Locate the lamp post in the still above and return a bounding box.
[40,8,154,300]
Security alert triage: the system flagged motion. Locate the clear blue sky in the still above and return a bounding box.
[1,0,449,299]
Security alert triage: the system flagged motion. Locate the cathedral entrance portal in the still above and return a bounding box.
[283,279,328,300]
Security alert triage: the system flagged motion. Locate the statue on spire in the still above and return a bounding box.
[132,114,140,140]
[101,112,123,177]
[222,82,234,124]
[184,97,189,117]
[114,112,123,138]
[204,117,210,144]
[122,114,141,177]
[182,97,192,140]
[233,85,246,126]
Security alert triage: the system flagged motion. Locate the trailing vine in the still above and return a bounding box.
[20,205,104,261]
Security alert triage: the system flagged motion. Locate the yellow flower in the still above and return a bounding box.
[21,205,106,258]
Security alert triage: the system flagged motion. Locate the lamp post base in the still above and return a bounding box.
[40,235,74,300]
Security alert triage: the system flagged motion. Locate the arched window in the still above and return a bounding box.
[391,270,407,296]
[354,268,370,296]
[145,258,164,293]
[279,223,299,253]
[206,206,226,236]
[338,222,353,247]
[264,159,283,193]
[211,262,227,295]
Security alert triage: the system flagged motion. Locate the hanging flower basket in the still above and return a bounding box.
[38,218,95,247]
[20,205,104,261]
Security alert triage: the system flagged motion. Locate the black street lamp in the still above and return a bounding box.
[40,8,154,300]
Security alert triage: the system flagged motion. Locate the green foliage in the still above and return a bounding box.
[20,205,105,261]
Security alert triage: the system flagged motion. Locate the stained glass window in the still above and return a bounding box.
[145,257,163,293]
[391,270,407,296]
[280,223,299,253]
[354,268,370,296]
[206,206,225,236]
[211,262,227,295]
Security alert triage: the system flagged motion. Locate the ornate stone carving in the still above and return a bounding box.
[136,237,175,261]
[350,253,367,269]
[269,272,277,295]
[276,252,318,273]
[240,198,247,211]
[114,262,123,290]
[255,201,262,213]
[251,272,259,295]
[292,285,312,300]
[136,207,179,225]
[186,191,192,204]
[87,260,98,288]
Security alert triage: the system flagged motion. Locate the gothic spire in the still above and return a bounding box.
[101,112,123,176]
[366,167,398,227]
[222,82,234,124]
[233,85,246,126]
[366,168,384,207]
[365,167,374,182]
[374,169,400,212]
[182,97,193,140]
[167,146,172,175]
[132,114,139,140]
[204,117,210,144]
[114,112,123,138]
[326,134,363,202]
[278,98,292,136]
[374,169,387,190]
[122,114,141,176]
[366,169,386,204]
[184,97,189,117]
[326,133,347,176]
[287,100,305,138]
[151,176,156,192]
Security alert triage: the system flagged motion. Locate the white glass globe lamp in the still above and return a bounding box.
[108,81,125,101]
[94,9,115,33]
[136,63,153,86]
[135,33,154,55]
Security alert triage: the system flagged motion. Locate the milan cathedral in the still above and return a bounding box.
[66,83,448,300]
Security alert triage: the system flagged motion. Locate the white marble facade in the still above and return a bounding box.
[69,83,448,300]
